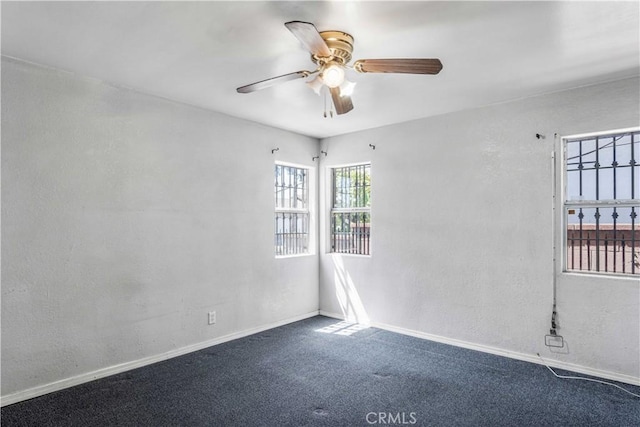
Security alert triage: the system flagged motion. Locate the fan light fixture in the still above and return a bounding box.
[321,63,345,88]
[236,21,443,116]
[306,74,356,99]
[339,80,356,97]
[306,75,324,95]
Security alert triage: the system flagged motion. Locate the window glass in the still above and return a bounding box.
[331,164,371,255]
[275,164,309,256]
[563,130,639,275]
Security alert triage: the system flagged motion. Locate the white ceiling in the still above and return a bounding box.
[2,1,639,139]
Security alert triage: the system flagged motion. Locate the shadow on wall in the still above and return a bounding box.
[331,254,370,325]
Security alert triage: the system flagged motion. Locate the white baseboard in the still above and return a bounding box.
[318,310,346,321]
[319,310,640,387]
[1,311,320,407]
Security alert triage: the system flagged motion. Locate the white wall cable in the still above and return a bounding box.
[536,353,640,398]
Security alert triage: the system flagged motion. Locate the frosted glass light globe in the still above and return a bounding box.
[321,64,345,88]
[306,75,324,95]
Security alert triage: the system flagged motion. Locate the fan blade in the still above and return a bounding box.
[285,21,332,57]
[237,70,310,93]
[329,87,354,115]
[354,58,443,74]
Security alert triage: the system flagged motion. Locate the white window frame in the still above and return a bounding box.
[560,127,639,276]
[274,162,315,257]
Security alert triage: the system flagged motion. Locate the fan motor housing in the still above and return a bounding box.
[313,31,354,65]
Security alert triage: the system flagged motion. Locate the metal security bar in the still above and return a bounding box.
[566,207,638,274]
[275,164,309,256]
[275,212,309,256]
[331,211,370,255]
[331,164,371,255]
[275,164,307,210]
[564,130,639,275]
[333,164,371,209]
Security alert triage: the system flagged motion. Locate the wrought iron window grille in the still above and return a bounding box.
[563,130,639,275]
[275,164,310,256]
[330,163,371,255]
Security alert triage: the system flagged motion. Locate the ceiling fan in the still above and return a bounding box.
[236,21,443,116]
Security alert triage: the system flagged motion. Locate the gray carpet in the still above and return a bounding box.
[2,315,639,426]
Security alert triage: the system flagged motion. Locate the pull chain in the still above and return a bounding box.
[323,88,327,118]
[322,87,334,119]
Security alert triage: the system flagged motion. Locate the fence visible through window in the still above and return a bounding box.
[566,208,638,274]
[331,212,370,255]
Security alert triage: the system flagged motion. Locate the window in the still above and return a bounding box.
[275,164,309,256]
[330,163,371,255]
[563,129,639,275]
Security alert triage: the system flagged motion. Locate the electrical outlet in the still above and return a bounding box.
[208,311,216,325]
[545,334,564,348]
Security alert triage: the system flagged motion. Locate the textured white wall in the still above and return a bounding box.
[2,54,638,401]
[1,57,319,397]
[318,77,640,382]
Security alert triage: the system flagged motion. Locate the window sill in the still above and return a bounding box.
[326,253,372,258]
[561,270,640,281]
[275,253,315,259]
